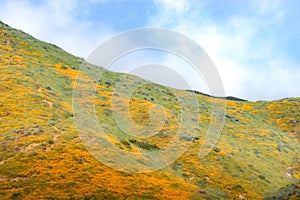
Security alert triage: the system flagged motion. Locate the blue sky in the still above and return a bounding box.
[1,0,299,100]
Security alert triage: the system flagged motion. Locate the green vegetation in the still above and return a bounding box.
[264,182,300,199]
[129,139,160,150]
[0,20,299,199]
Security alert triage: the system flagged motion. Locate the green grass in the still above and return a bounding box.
[0,20,299,199]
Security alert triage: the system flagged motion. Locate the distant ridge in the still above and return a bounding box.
[186,89,248,102]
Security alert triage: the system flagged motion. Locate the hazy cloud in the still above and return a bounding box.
[0,0,299,100]
[148,0,300,101]
[0,0,114,57]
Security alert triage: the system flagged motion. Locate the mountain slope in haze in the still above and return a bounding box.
[0,21,299,199]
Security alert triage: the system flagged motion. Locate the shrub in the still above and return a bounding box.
[48,139,54,144]
[120,139,131,148]
[11,192,22,200]
[263,182,300,200]
[129,139,159,150]
[231,184,244,192]
[46,86,52,90]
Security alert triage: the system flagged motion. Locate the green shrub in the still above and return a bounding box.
[48,139,54,144]
[263,182,300,200]
[120,139,131,148]
[46,86,52,90]
[11,192,22,200]
[129,139,159,150]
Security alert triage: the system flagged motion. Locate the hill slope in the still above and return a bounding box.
[0,21,299,199]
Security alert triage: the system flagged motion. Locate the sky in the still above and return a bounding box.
[1,0,300,101]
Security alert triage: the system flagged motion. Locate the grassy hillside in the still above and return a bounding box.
[0,21,299,199]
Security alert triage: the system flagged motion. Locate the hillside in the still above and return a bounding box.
[0,21,299,199]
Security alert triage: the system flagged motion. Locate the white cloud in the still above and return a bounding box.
[252,0,283,15]
[153,0,189,13]
[0,0,114,57]
[149,0,192,27]
[147,0,300,101]
[241,60,300,100]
